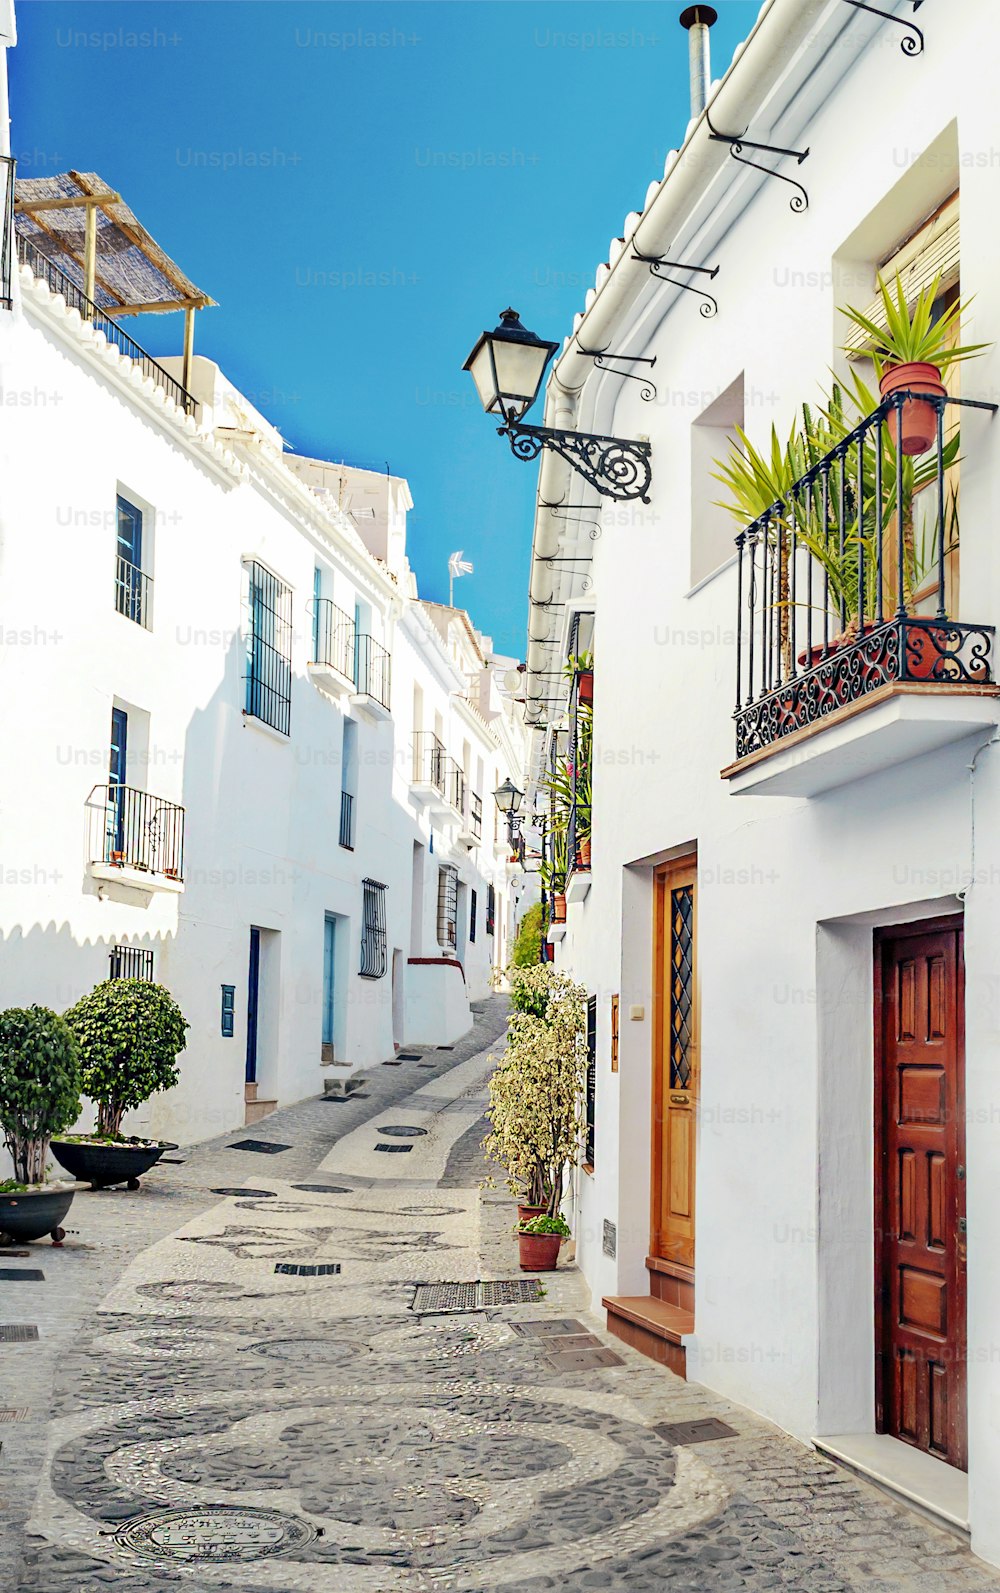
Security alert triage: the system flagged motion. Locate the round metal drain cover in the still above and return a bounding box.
[291,1183,350,1194]
[376,1124,428,1138]
[116,1505,316,1563]
[250,1335,369,1365]
[211,1188,276,1199]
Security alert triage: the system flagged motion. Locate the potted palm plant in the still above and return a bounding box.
[841,271,988,455]
[540,820,569,920]
[0,1005,83,1244]
[567,649,594,706]
[482,964,587,1265]
[56,980,188,1190]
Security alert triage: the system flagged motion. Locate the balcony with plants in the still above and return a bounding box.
[86,784,185,892]
[719,275,998,798]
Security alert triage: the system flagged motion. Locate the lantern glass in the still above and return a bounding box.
[463,309,559,421]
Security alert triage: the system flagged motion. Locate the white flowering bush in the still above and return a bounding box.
[482,964,588,1215]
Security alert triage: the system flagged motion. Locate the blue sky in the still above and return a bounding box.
[10,1,759,655]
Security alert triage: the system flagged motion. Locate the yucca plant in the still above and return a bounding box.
[841,271,988,378]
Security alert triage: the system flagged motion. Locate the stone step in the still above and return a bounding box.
[603,1294,694,1378]
[244,1097,279,1126]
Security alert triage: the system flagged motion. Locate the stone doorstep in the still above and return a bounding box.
[815,1432,970,1545]
[244,1097,279,1126]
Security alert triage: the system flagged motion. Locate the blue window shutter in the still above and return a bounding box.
[221,985,236,1037]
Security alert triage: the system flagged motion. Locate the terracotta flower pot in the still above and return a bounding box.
[880,362,947,456]
[552,894,567,923]
[903,623,953,681]
[518,1204,548,1224]
[577,670,594,706]
[518,1230,562,1272]
[578,838,592,868]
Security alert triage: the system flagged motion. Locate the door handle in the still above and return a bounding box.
[670,1094,689,1105]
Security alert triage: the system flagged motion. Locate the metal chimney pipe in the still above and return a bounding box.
[679,5,718,119]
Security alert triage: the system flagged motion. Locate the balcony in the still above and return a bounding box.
[723,393,998,798]
[458,789,483,849]
[339,789,354,850]
[86,783,185,892]
[411,732,450,811]
[115,556,152,630]
[350,633,392,722]
[309,598,355,697]
[446,759,467,821]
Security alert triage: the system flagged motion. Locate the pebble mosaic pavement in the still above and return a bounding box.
[2,995,999,1590]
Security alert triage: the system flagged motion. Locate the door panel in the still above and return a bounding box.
[876,923,966,1471]
[652,857,698,1269]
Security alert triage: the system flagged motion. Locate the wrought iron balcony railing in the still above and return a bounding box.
[16,233,197,416]
[339,788,354,850]
[311,597,355,680]
[733,392,995,762]
[1,157,14,310]
[87,783,185,881]
[115,555,152,629]
[444,758,466,816]
[412,731,447,794]
[355,633,391,710]
[470,791,483,840]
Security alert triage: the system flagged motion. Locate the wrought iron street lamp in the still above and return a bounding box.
[464,308,652,503]
[492,777,524,817]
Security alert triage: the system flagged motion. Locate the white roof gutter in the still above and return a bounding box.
[524,0,840,719]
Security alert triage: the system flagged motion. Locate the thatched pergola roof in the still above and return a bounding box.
[14,169,215,317]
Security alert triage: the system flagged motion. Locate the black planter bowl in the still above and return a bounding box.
[50,1138,179,1191]
[0,1185,77,1244]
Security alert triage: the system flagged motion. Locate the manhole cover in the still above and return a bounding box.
[397,1052,423,1061]
[274,1263,341,1277]
[377,1125,428,1138]
[291,1183,350,1194]
[228,1141,290,1155]
[412,1279,544,1313]
[0,1269,44,1282]
[655,1417,739,1445]
[545,1346,624,1371]
[250,1337,368,1365]
[0,1325,39,1341]
[510,1319,587,1338]
[375,1143,412,1153]
[211,1188,277,1199]
[115,1505,317,1563]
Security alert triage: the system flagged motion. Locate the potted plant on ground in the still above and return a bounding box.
[55,980,188,1190]
[516,1211,571,1273]
[841,271,988,456]
[482,964,587,1256]
[0,1005,82,1244]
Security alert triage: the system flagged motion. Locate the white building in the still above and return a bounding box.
[0,10,527,1149]
[521,0,1000,1565]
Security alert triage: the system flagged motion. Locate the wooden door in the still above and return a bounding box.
[876,921,967,1470]
[652,857,698,1268]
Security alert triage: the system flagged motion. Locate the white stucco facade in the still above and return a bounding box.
[0,101,527,1151]
[523,0,1000,1565]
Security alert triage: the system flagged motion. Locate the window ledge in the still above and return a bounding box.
[242,711,290,744]
[722,683,1000,798]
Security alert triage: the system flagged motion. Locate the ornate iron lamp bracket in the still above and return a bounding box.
[500,420,652,502]
[706,110,810,212]
[630,251,721,318]
[841,0,924,55]
[576,344,658,400]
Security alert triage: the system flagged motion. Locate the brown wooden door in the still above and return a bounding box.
[652,857,698,1269]
[876,921,967,1471]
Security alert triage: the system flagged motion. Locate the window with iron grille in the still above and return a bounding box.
[470,888,477,943]
[360,878,388,979]
[584,994,597,1167]
[670,885,695,1090]
[109,945,154,981]
[486,883,496,936]
[244,560,292,736]
[437,865,458,951]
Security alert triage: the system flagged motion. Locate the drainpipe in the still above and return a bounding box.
[680,5,718,120]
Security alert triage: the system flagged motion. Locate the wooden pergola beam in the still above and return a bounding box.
[111,295,212,318]
[14,191,122,213]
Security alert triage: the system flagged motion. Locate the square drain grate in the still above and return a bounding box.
[397,1052,423,1061]
[381,1058,403,1067]
[228,1140,290,1155]
[0,1409,29,1422]
[375,1143,412,1153]
[655,1417,739,1445]
[0,1269,45,1282]
[0,1325,39,1341]
[510,1318,587,1338]
[545,1346,624,1372]
[412,1279,544,1313]
[274,1263,341,1277]
[436,1044,455,1051]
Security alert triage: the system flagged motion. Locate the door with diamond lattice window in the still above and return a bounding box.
[652,856,698,1269]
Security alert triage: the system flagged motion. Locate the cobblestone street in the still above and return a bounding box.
[1,996,997,1591]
